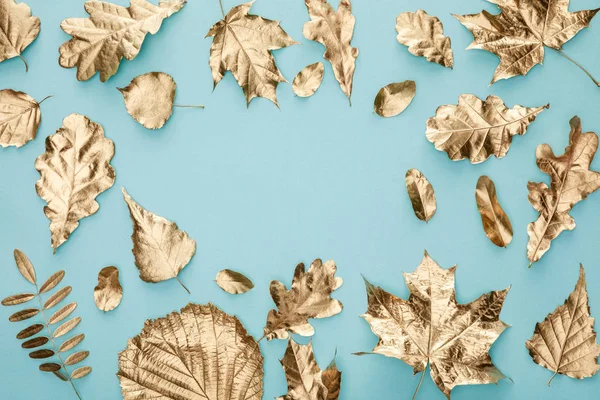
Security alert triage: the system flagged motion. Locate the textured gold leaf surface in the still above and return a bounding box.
[14,249,35,284]
[216,269,254,294]
[526,265,600,384]
[527,116,600,265]
[395,10,453,68]
[59,0,186,82]
[118,302,264,400]
[119,72,176,129]
[35,114,116,253]
[476,176,513,247]
[303,0,358,104]
[0,89,46,148]
[359,251,509,399]
[292,62,325,98]
[264,259,343,341]
[374,81,416,118]
[0,0,40,70]
[426,94,548,164]
[94,266,122,312]
[405,168,436,222]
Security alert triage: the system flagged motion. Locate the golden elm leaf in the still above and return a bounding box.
[39,270,65,294]
[264,259,343,341]
[292,62,325,98]
[526,265,600,384]
[395,10,453,68]
[405,168,436,223]
[122,187,196,293]
[44,286,72,309]
[94,266,123,312]
[48,302,77,325]
[71,366,92,380]
[0,0,40,71]
[426,94,548,164]
[1,293,35,306]
[527,116,600,265]
[117,303,264,399]
[59,0,186,82]
[475,176,513,247]
[215,269,254,294]
[374,81,416,118]
[358,250,510,399]
[13,249,35,284]
[0,90,52,148]
[303,0,358,104]
[35,114,116,253]
[58,333,85,352]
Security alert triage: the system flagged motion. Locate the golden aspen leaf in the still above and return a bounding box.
[405,168,436,222]
[374,81,416,118]
[0,0,40,71]
[216,269,254,294]
[0,90,51,148]
[476,176,513,247]
[13,249,35,284]
[292,62,325,98]
[94,266,122,312]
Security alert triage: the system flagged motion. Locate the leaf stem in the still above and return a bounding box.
[173,104,205,109]
[551,48,600,87]
[38,95,54,105]
[176,276,191,294]
[411,369,426,400]
[217,0,225,17]
[548,371,558,386]
[18,55,29,72]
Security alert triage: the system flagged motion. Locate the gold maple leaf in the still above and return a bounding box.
[358,251,510,399]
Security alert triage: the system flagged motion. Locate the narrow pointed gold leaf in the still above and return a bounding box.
[71,366,92,380]
[292,62,325,98]
[94,266,123,312]
[119,72,175,129]
[59,333,85,353]
[374,81,416,118]
[405,168,436,222]
[9,308,39,322]
[0,0,40,71]
[39,270,65,294]
[65,350,89,366]
[29,349,54,359]
[44,286,71,309]
[53,316,81,339]
[48,302,77,325]
[215,269,254,294]
[1,293,35,306]
[39,363,62,373]
[0,90,46,148]
[17,324,43,339]
[22,336,48,349]
[13,249,35,284]
[476,176,513,247]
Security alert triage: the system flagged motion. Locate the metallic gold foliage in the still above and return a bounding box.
[14,249,35,284]
[292,62,325,98]
[264,259,343,341]
[216,269,254,294]
[206,2,298,107]
[476,176,513,247]
[526,265,600,384]
[94,266,122,312]
[0,90,51,148]
[405,168,436,222]
[527,116,600,265]
[303,0,358,104]
[426,94,548,164]
[374,81,416,118]
[35,114,116,253]
[358,251,510,399]
[118,302,264,400]
[395,10,453,68]
[0,0,40,71]
[122,187,196,293]
[59,0,186,82]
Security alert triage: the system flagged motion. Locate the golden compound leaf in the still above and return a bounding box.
[292,62,325,98]
[0,90,50,148]
[476,176,513,247]
[374,81,416,118]
[119,72,175,130]
[215,269,254,294]
[0,0,40,71]
[94,266,123,312]
[405,168,436,223]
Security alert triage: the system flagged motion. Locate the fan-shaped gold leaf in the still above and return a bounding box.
[1,293,35,306]
[292,62,325,98]
[39,270,65,294]
[44,286,71,310]
[94,266,123,312]
[215,269,254,294]
[0,0,40,71]
[405,168,436,222]
[476,176,513,247]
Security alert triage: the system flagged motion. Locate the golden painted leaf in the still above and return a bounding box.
[44,286,71,309]
[405,168,436,222]
[277,339,341,400]
[455,0,599,85]
[59,333,85,352]
[35,114,116,253]
[303,0,358,104]
[17,324,43,339]
[358,250,510,399]
[395,10,453,68]
[292,62,325,98]
[39,363,62,373]
[71,366,92,380]
[94,266,123,312]
[526,265,600,384]
[65,350,89,366]
[22,336,48,349]
[0,90,50,148]
[0,0,40,71]
[1,293,35,306]
[39,270,65,294]
[9,308,39,322]
[118,303,264,400]
[216,269,254,294]
[122,187,196,293]
[48,302,77,325]
[527,116,600,265]
[374,81,416,118]
[475,176,513,247]
[264,259,343,340]
[426,94,548,164]
[13,249,35,284]
[53,316,81,339]
[29,349,54,359]
[59,0,186,82]
[206,2,298,107]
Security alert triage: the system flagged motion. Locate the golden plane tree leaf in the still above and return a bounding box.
[426,94,548,164]
[117,302,264,400]
[358,250,510,399]
[395,10,453,68]
[303,0,358,104]
[59,0,186,82]
[0,0,40,71]
[527,116,600,265]
[206,2,298,107]
[476,176,513,247]
[405,168,436,222]
[263,259,343,341]
[374,81,416,118]
[122,187,196,293]
[34,114,116,253]
[455,0,600,85]
[277,338,341,400]
[0,90,52,148]
[526,265,600,384]
[292,62,325,98]
[216,269,254,294]
[94,266,123,312]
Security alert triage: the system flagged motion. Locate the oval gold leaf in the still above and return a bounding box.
[39,363,62,373]
[53,317,81,339]
[39,270,65,294]
[44,286,72,310]
[374,81,416,118]
[216,269,254,294]
[22,336,49,349]
[48,302,77,325]
[0,90,43,148]
[405,169,437,222]
[292,62,325,98]
[475,176,513,247]
[17,324,44,339]
[59,333,85,353]
[0,0,40,72]
[14,249,36,284]
[71,366,92,380]
[9,308,39,322]
[53,370,68,381]
[94,266,123,312]
[65,350,89,366]
[29,349,54,359]
[1,293,35,306]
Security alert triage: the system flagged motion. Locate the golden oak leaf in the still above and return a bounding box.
[264,259,343,341]
[359,251,510,399]
[118,303,263,400]
[206,2,298,107]
[476,175,513,247]
[0,90,51,148]
[526,265,600,384]
[35,114,116,253]
[0,0,40,71]
[405,168,436,222]
[59,0,186,82]
[527,116,600,265]
[94,266,122,312]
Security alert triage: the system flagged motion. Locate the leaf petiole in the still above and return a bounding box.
[551,48,600,87]
[38,95,54,105]
[173,104,204,109]
[411,368,427,400]
[218,0,225,17]
[176,276,191,294]
[18,55,29,72]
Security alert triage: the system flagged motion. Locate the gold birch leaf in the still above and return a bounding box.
[14,249,35,284]
[0,90,52,148]
[527,116,600,265]
[0,0,40,71]
[117,302,264,400]
[122,187,196,293]
[395,10,453,68]
[264,259,343,341]
[405,168,436,222]
[277,339,342,400]
[475,176,513,247]
[35,114,116,253]
[59,0,186,82]
[526,265,600,383]
[215,269,254,294]
[206,2,298,107]
[358,250,510,399]
[303,0,358,104]
[374,81,416,118]
[426,94,548,164]
[292,62,325,98]
[94,266,123,312]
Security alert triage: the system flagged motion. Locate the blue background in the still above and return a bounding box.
[1,0,600,399]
